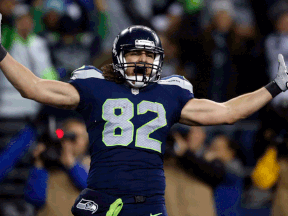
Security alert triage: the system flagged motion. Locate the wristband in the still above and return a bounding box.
[265,81,282,97]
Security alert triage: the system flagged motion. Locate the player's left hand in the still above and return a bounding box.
[274,54,288,91]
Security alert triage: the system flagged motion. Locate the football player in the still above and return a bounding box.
[0,23,287,216]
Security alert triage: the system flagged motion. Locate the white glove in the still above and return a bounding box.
[274,54,288,91]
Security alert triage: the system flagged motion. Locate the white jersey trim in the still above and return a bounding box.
[158,76,193,94]
[71,69,104,80]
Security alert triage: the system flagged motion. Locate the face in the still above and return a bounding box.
[187,126,206,146]
[0,0,16,16]
[44,10,61,29]
[208,135,234,162]
[16,14,34,36]
[213,11,234,32]
[66,122,89,158]
[124,50,155,77]
[276,13,288,33]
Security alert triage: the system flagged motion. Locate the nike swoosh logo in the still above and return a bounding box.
[150,213,162,216]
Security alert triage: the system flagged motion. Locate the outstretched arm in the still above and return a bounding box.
[180,54,287,126]
[180,88,272,126]
[0,52,80,110]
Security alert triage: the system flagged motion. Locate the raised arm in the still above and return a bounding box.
[0,53,80,110]
[180,54,288,126]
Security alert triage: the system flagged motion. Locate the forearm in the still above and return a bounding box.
[0,53,79,109]
[180,87,273,126]
[224,87,272,123]
[0,53,40,98]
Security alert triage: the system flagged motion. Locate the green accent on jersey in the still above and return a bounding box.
[150,213,163,216]
[106,198,123,216]
[76,65,86,71]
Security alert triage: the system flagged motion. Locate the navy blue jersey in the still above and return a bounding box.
[69,66,194,197]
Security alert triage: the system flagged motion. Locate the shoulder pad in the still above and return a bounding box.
[158,75,193,93]
[71,65,104,80]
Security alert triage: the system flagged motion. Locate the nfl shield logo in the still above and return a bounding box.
[131,88,139,95]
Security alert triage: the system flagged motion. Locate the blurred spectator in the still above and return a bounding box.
[241,123,280,213]
[24,118,90,216]
[271,133,288,215]
[204,0,256,38]
[241,144,279,210]
[158,32,182,78]
[0,0,17,50]
[33,0,91,34]
[194,0,238,100]
[193,0,259,101]
[48,14,94,81]
[34,0,94,81]
[265,0,288,122]
[250,0,274,37]
[166,0,204,80]
[175,126,226,188]
[207,134,245,216]
[0,3,58,119]
[41,0,65,33]
[0,3,57,216]
[164,126,225,216]
[0,123,37,216]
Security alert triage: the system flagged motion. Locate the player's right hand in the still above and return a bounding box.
[274,54,288,91]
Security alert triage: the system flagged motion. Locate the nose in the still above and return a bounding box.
[138,52,147,62]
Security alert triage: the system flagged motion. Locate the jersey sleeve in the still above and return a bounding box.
[178,76,194,106]
[159,75,194,107]
[158,75,194,124]
[68,65,104,111]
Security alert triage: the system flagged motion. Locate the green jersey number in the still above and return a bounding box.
[102,99,167,153]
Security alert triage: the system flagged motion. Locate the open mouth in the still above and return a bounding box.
[134,66,147,76]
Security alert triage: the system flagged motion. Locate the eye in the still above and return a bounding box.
[147,53,155,58]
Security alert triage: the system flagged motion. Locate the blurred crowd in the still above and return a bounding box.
[0,0,288,215]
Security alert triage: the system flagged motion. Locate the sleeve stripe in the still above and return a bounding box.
[158,76,193,94]
[71,69,104,80]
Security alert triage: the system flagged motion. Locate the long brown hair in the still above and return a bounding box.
[101,64,125,84]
